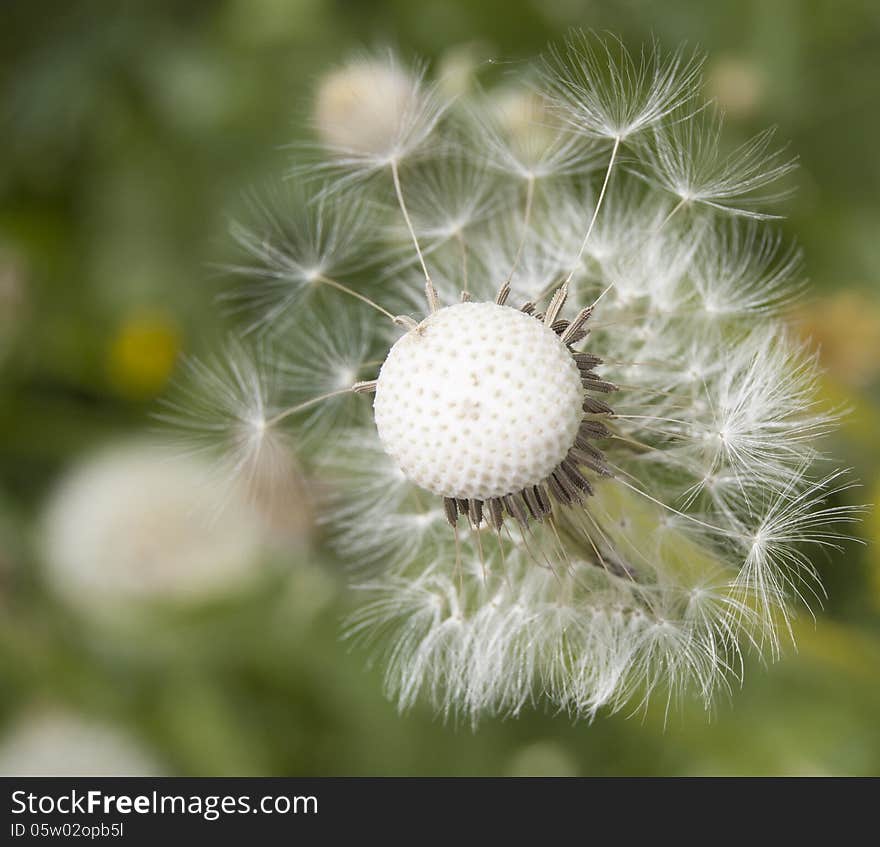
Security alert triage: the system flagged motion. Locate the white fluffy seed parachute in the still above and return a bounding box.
[164,32,860,724]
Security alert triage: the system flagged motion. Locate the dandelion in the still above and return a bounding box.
[168,33,858,723]
[635,105,798,218]
[40,440,285,617]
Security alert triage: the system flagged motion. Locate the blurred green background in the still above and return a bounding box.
[1,0,879,775]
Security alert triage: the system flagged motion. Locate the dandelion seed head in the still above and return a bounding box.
[374,302,585,500]
[169,30,860,724]
[223,184,374,330]
[159,340,292,494]
[542,32,703,141]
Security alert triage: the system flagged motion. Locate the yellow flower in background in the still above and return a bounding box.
[107,310,181,399]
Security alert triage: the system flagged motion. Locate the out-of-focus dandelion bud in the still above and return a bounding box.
[437,43,484,98]
[491,88,563,166]
[468,84,601,184]
[0,710,163,776]
[40,440,272,616]
[707,55,765,121]
[314,55,422,159]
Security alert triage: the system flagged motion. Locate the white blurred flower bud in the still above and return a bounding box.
[0,710,163,776]
[706,55,765,120]
[315,56,421,157]
[40,440,272,614]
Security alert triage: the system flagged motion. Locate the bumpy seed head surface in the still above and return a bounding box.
[373,301,585,500]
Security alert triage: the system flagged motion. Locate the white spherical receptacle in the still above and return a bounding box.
[373,302,585,501]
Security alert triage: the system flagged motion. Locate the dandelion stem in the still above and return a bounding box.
[565,136,620,285]
[315,274,397,322]
[456,230,469,296]
[613,476,730,537]
[390,158,437,312]
[266,386,357,426]
[657,196,688,230]
[506,174,536,285]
